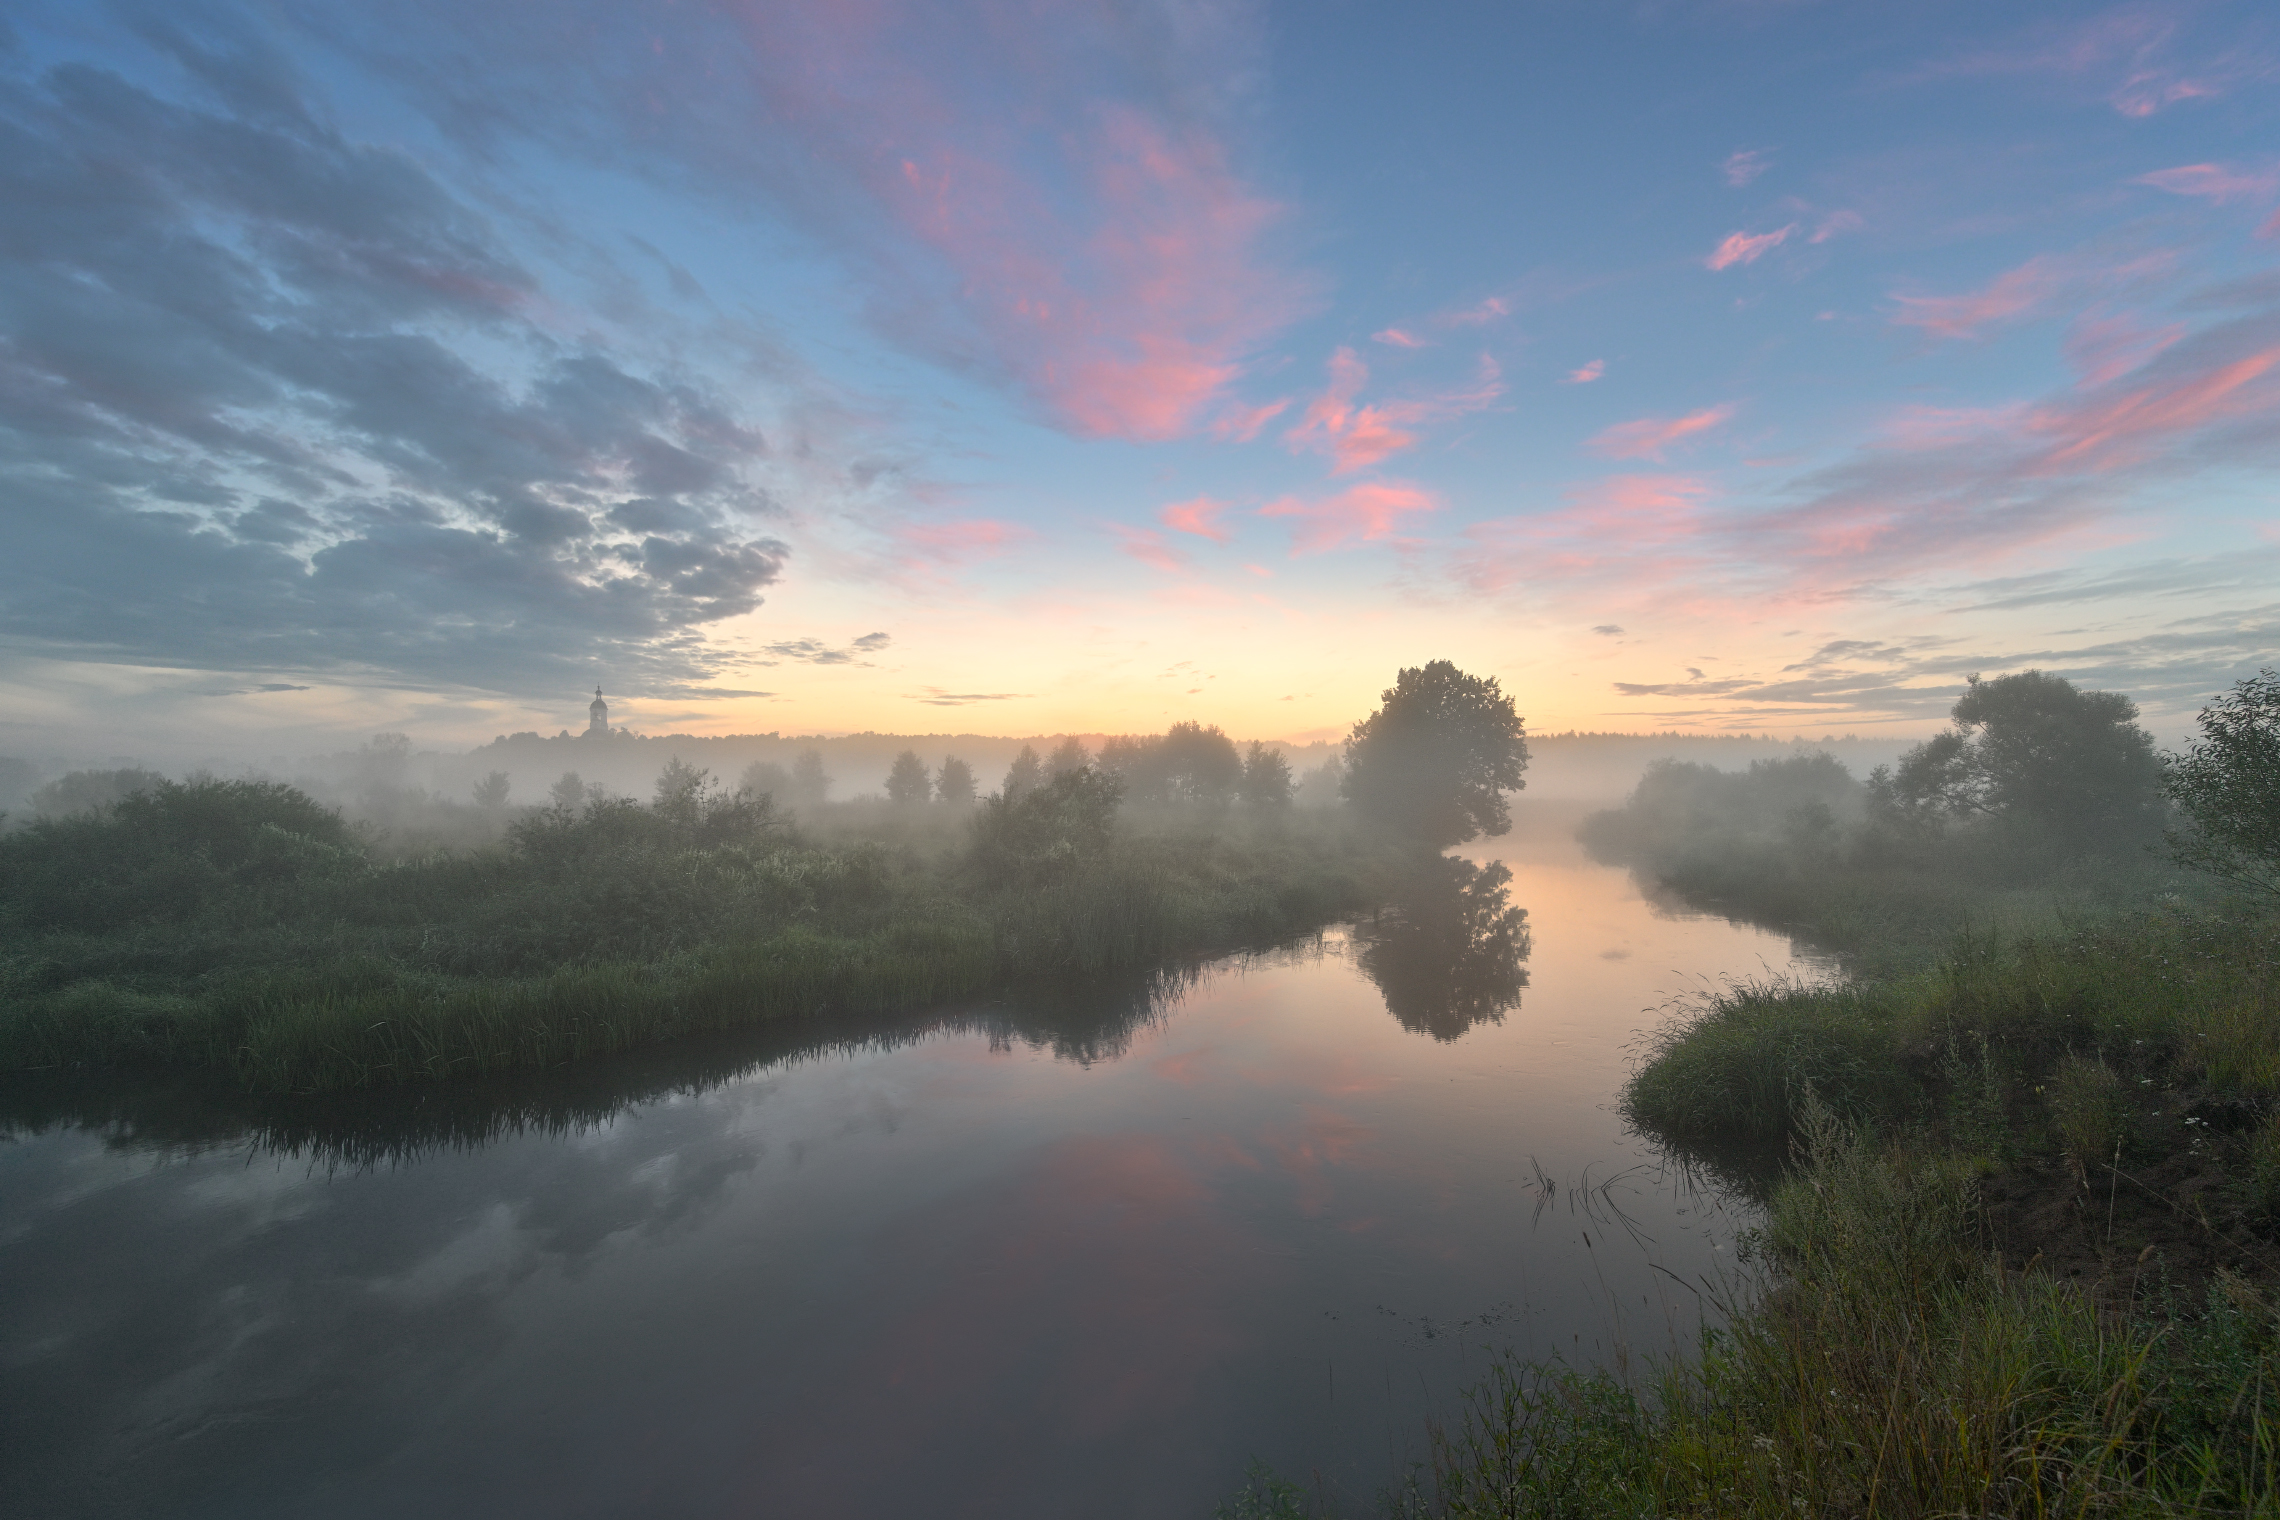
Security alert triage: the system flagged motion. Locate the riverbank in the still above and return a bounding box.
[0,777,1416,1093]
[1302,906,2280,1519]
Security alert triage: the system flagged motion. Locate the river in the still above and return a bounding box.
[1,810,1815,1517]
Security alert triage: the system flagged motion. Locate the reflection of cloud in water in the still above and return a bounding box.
[1353,858,1533,1041]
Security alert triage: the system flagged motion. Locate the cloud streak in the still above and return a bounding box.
[1586,405,1737,461]
[1705,226,1795,270]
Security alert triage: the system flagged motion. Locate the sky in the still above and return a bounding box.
[2,0,2276,755]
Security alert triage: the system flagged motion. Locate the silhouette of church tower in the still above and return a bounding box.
[587,686,609,737]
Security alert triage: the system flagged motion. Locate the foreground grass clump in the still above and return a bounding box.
[1223,1109,2280,1519]
[1382,1111,2280,1519]
[1623,909,2280,1156]
[0,776,1409,1092]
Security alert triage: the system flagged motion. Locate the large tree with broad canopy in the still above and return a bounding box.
[1341,661,1530,847]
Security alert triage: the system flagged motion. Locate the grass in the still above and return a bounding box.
[0,778,1415,1092]
[1228,1101,2280,1519]
[1367,1108,2280,1519]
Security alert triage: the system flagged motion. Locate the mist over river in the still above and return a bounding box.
[2,811,1818,1517]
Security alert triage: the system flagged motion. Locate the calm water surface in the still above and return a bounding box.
[2,819,1812,1517]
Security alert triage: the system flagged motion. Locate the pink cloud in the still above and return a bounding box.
[1283,348,1504,473]
[1110,524,1191,573]
[2063,312,2187,389]
[1888,252,2181,341]
[1208,398,1291,443]
[1261,480,1439,554]
[1586,403,1737,460]
[1454,476,1713,594]
[1373,328,1429,348]
[1810,210,1865,244]
[1563,359,1605,385]
[1722,149,1770,188]
[2264,208,2280,241]
[1159,495,1234,543]
[2135,162,2280,204]
[1705,225,1796,271]
[1922,8,2254,118]
[2033,345,2280,471]
[1887,255,2066,339]
[725,3,1316,444]
[896,518,1028,562]
[1440,296,1511,327]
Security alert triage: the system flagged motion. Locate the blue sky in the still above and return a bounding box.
[2,0,2275,753]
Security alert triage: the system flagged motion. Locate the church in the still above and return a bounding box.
[586,686,608,737]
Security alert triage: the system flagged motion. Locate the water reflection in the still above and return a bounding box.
[1354,857,1532,1041]
[0,955,1250,1169]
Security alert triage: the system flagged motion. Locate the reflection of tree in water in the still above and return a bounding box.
[1355,857,1532,1041]
[0,959,1226,1169]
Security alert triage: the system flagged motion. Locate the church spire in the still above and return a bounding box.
[587,685,609,737]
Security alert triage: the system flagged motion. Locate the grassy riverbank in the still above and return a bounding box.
[0,775,1412,1093]
[1231,907,2279,1518]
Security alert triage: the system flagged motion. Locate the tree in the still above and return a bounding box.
[1871,671,2164,849]
[788,749,831,811]
[1342,661,1530,847]
[1002,744,1043,803]
[1158,721,1242,804]
[1046,736,1089,776]
[886,749,931,806]
[936,755,977,807]
[472,771,511,809]
[2165,668,2280,895]
[1239,741,1294,809]
[653,757,713,832]
[548,771,589,813]
[739,759,793,802]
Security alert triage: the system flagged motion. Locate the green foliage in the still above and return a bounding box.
[2166,667,2280,897]
[1874,670,2167,853]
[1583,734,2191,973]
[2,764,1408,1092]
[1213,1462,1316,1520]
[1240,740,1295,810]
[0,777,363,932]
[2045,1053,2137,1168]
[934,754,976,807]
[1000,743,1043,802]
[788,748,831,810]
[1046,736,1089,776]
[1317,1114,2280,1520]
[29,766,170,818]
[1623,980,1904,1143]
[1342,660,1530,848]
[968,766,1125,883]
[884,748,930,805]
[1626,909,2279,1149]
[472,770,512,809]
[2250,1116,2280,1221]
